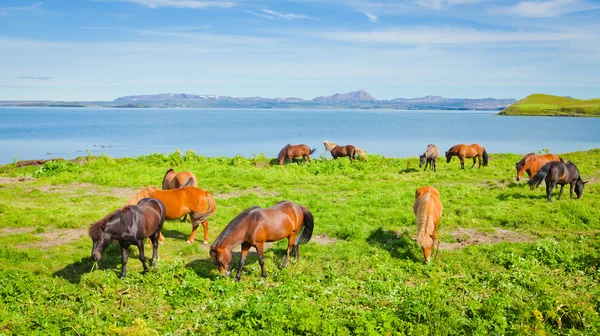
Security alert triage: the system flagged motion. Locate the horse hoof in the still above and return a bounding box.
[186,240,193,244]
[203,240,209,245]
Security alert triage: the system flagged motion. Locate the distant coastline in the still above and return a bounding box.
[499,94,600,117]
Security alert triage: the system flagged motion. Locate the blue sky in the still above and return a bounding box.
[1,0,599,100]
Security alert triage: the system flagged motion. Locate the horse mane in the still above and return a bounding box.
[323,141,337,152]
[277,144,290,160]
[119,206,136,229]
[126,187,158,206]
[415,193,435,249]
[162,168,175,189]
[212,206,261,248]
[89,209,120,240]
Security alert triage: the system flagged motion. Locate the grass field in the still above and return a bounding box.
[499,94,600,117]
[1,149,600,335]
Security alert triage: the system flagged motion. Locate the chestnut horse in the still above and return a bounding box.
[323,141,367,162]
[515,153,563,181]
[414,186,443,262]
[126,186,216,244]
[210,201,314,281]
[445,144,488,169]
[277,144,317,165]
[529,161,587,202]
[419,144,440,172]
[162,168,198,189]
[90,198,166,278]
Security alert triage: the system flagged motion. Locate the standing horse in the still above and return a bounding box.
[419,144,440,172]
[515,153,563,181]
[210,201,314,281]
[277,144,317,165]
[445,144,488,169]
[90,198,166,278]
[529,161,587,202]
[126,186,216,244]
[323,141,367,162]
[162,168,198,189]
[413,186,443,263]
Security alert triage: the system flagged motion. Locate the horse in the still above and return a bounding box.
[529,161,588,202]
[445,144,488,169]
[323,141,367,162]
[126,186,216,244]
[210,201,314,281]
[413,186,443,263]
[162,168,198,189]
[515,153,563,181]
[277,144,317,165]
[419,144,440,172]
[90,198,166,278]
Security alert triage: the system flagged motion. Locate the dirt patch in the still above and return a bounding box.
[439,227,535,250]
[27,182,138,199]
[0,227,37,236]
[0,177,36,184]
[214,186,281,199]
[20,228,88,250]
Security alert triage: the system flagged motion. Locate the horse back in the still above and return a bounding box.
[425,145,439,158]
[137,198,166,237]
[255,202,301,242]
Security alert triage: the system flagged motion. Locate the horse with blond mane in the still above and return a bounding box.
[445,144,488,169]
[323,141,367,162]
[414,186,443,262]
[419,144,440,172]
[126,186,216,244]
[515,153,563,181]
[277,144,317,165]
[162,168,198,189]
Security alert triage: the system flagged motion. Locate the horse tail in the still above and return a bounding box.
[182,177,195,187]
[310,147,318,155]
[559,157,565,163]
[355,147,368,160]
[415,194,435,250]
[529,162,551,190]
[198,191,217,221]
[482,149,489,166]
[296,205,314,245]
[162,168,175,190]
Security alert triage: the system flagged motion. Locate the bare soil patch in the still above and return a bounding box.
[214,186,281,199]
[20,228,88,250]
[0,177,36,184]
[27,182,138,199]
[439,227,535,250]
[0,227,37,236]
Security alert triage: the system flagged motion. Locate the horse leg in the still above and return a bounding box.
[433,159,437,173]
[557,185,564,200]
[460,157,465,169]
[478,155,482,168]
[256,243,267,278]
[137,240,149,274]
[120,243,129,279]
[180,214,187,223]
[546,182,553,202]
[149,233,159,267]
[471,157,476,169]
[235,242,251,282]
[158,232,164,245]
[187,222,199,244]
[282,234,296,268]
[423,159,429,171]
[201,220,209,244]
[294,244,299,262]
[570,183,575,199]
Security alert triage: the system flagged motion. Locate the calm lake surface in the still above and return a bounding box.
[1,107,599,164]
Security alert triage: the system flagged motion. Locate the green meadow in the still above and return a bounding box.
[1,149,600,335]
[500,94,600,117]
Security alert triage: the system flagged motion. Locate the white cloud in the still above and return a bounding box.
[117,0,236,9]
[504,0,600,18]
[417,0,487,10]
[260,9,316,20]
[364,12,378,22]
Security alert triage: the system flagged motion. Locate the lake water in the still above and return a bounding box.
[1,107,599,164]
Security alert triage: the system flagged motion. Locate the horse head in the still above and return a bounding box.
[574,179,588,199]
[210,247,232,277]
[89,214,118,261]
[445,151,451,163]
[515,161,524,181]
[419,153,426,168]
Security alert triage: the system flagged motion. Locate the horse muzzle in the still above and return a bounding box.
[91,252,101,261]
[516,177,520,181]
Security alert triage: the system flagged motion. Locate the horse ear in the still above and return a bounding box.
[583,180,589,184]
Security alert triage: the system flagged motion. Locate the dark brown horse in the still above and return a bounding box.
[529,161,587,202]
[210,201,314,281]
[419,144,440,172]
[445,144,488,169]
[277,144,317,165]
[90,198,166,278]
[323,141,367,162]
[515,153,563,181]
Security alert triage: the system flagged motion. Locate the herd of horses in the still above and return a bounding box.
[89,143,588,279]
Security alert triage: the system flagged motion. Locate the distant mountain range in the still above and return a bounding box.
[0,90,517,110]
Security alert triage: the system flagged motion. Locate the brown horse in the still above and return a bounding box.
[515,153,563,181]
[126,186,216,244]
[277,144,317,165]
[413,186,443,262]
[323,141,367,162]
[90,198,166,278]
[162,168,198,189]
[445,144,488,169]
[529,161,587,202]
[419,144,440,172]
[210,201,314,281]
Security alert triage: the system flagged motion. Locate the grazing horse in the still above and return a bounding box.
[515,153,563,181]
[277,144,317,165]
[529,161,587,202]
[210,201,314,281]
[419,144,440,172]
[445,144,488,169]
[90,198,166,278]
[126,186,216,244]
[413,186,443,263]
[162,168,198,189]
[323,141,367,162]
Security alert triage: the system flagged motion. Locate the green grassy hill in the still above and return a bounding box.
[499,94,600,117]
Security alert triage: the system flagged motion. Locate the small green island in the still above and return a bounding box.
[499,94,600,117]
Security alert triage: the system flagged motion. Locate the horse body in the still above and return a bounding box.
[515,153,563,181]
[162,168,198,189]
[90,198,166,278]
[419,144,440,172]
[324,141,357,162]
[277,144,317,165]
[210,201,314,281]
[529,161,587,202]
[445,144,488,169]
[413,186,443,262]
[127,186,216,244]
